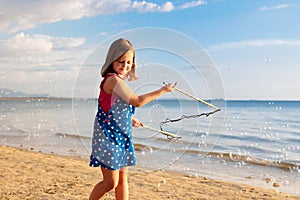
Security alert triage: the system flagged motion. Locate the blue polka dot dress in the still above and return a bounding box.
[90,97,136,170]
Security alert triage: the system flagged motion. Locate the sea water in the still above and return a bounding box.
[0,98,299,195]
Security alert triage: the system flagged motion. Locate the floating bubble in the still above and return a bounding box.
[183,167,190,172]
[170,149,176,153]
[0,114,7,119]
[141,146,153,155]
[229,150,241,161]
[233,115,239,120]
[171,156,179,163]
[59,134,66,138]
[219,159,227,165]
[265,57,271,63]
[283,180,289,186]
[250,142,258,146]
[147,103,166,123]
[33,133,40,137]
[226,66,233,70]
[240,132,248,136]
[157,179,166,191]
[234,161,246,168]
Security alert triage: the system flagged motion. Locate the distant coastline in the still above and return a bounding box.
[0,97,73,101]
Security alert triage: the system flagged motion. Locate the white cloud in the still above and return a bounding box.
[3,32,85,54]
[179,0,207,9]
[85,0,131,16]
[259,4,288,11]
[8,33,53,53]
[208,39,300,51]
[161,1,175,12]
[0,1,86,33]
[0,0,205,33]
[0,32,87,69]
[131,1,174,12]
[132,1,160,12]
[51,36,86,49]
[0,1,209,97]
[0,32,91,97]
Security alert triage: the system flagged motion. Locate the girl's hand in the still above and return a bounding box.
[132,117,143,127]
[161,82,177,93]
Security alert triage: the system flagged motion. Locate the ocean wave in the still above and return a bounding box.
[55,132,91,140]
[12,128,28,134]
[0,126,29,135]
[219,134,273,144]
[134,143,159,152]
[282,130,300,137]
[133,142,300,171]
[285,137,300,144]
[204,152,300,171]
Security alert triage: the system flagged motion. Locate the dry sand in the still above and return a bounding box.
[0,145,299,200]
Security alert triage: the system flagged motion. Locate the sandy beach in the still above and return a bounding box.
[0,145,299,200]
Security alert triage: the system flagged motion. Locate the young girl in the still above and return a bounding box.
[89,38,176,200]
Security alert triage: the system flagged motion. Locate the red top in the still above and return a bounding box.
[99,73,121,113]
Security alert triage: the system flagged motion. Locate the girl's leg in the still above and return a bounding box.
[89,167,119,200]
[115,167,129,200]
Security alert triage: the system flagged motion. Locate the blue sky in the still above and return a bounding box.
[0,0,299,100]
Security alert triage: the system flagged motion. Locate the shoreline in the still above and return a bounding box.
[1,145,299,199]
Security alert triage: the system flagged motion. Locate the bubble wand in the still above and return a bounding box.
[163,82,221,111]
[160,82,221,132]
[142,125,181,139]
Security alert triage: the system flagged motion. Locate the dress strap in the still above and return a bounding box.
[99,73,120,113]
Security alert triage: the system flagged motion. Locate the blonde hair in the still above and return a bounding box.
[101,38,138,81]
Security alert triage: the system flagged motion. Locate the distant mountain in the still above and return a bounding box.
[0,88,50,98]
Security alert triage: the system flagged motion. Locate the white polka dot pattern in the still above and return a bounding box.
[90,98,136,170]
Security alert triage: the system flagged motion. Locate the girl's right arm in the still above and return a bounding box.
[103,75,176,107]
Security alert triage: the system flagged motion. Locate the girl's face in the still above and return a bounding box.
[113,51,134,76]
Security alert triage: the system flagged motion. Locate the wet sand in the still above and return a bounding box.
[0,145,299,200]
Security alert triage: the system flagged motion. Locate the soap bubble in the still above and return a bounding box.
[141,146,153,155]
[265,57,271,63]
[72,27,226,174]
[283,180,289,186]
[226,66,233,70]
[229,149,242,161]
